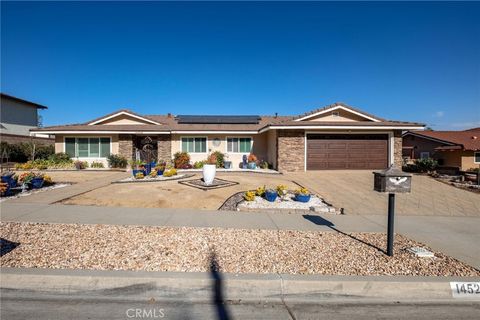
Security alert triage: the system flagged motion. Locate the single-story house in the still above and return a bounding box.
[30,103,424,172]
[402,128,480,171]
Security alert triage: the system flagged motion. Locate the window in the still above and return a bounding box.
[181,137,206,153]
[227,137,252,153]
[64,137,111,158]
[475,152,480,164]
[420,152,430,159]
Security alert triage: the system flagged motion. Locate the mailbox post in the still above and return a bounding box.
[373,167,412,257]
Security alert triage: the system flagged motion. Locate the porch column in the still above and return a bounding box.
[118,134,134,160]
[157,134,172,162]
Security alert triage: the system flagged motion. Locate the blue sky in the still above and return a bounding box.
[1,1,479,129]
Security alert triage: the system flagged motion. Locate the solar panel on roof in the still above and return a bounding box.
[176,115,261,124]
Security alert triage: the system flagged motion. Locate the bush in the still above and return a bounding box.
[173,152,190,169]
[135,172,144,179]
[212,151,225,168]
[90,161,104,168]
[1,142,28,162]
[193,160,206,169]
[34,145,55,160]
[163,168,178,177]
[74,160,88,170]
[255,185,266,197]
[414,158,438,173]
[276,184,288,196]
[244,191,256,201]
[107,154,128,168]
[48,152,71,163]
[248,153,257,163]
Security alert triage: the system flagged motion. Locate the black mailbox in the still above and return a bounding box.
[373,167,412,193]
[373,166,412,257]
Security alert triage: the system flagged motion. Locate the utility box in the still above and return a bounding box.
[373,167,412,193]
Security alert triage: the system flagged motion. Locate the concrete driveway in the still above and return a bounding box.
[288,171,480,216]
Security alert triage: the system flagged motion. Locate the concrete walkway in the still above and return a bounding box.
[2,203,479,269]
[288,171,480,216]
[5,171,128,205]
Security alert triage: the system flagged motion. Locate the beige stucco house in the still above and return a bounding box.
[31,103,424,171]
[403,128,480,171]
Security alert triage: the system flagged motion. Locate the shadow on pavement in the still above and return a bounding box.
[0,238,20,257]
[303,214,387,255]
[209,250,231,320]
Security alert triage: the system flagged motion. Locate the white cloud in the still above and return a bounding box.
[434,111,444,118]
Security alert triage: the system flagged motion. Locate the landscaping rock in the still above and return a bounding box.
[1,222,478,276]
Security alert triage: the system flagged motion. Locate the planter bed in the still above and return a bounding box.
[0,183,70,202]
[113,173,194,184]
[223,191,337,214]
[1,222,478,276]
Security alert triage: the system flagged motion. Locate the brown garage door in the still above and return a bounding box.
[307,134,388,170]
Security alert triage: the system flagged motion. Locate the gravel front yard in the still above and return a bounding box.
[1,222,478,276]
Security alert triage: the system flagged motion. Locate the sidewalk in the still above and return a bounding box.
[1,203,480,268]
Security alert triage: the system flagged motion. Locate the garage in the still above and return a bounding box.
[306,134,389,170]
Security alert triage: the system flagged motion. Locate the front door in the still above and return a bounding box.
[133,135,158,163]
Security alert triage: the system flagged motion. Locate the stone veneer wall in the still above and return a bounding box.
[277,129,305,172]
[118,134,133,160]
[157,134,172,161]
[393,130,403,168]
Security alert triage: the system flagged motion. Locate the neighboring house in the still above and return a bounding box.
[402,128,480,171]
[0,93,53,145]
[30,103,424,172]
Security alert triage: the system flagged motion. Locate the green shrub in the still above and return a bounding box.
[48,152,71,163]
[107,154,128,168]
[173,152,190,169]
[414,158,438,173]
[34,145,55,160]
[74,160,88,170]
[212,151,225,168]
[193,160,206,169]
[0,142,28,162]
[90,161,105,168]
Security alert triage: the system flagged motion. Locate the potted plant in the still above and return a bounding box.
[30,173,45,189]
[135,172,145,179]
[264,188,278,202]
[155,161,166,176]
[1,171,17,189]
[129,159,146,177]
[247,153,257,169]
[294,187,311,203]
[18,172,36,189]
[203,153,217,185]
[276,184,288,200]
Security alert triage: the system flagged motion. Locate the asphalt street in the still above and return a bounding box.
[2,293,479,320]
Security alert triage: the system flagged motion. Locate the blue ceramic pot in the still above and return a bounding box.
[295,194,311,203]
[1,175,17,188]
[30,177,44,189]
[157,170,164,176]
[247,162,257,169]
[265,190,277,202]
[132,169,146,177]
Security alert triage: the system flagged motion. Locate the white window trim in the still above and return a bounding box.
[225,136,253,154]
[180,136,208,154]
[474,152,480,164]
[304,131,394,171]
[64,136,112,158]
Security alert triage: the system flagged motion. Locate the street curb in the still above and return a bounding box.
[2,268,480,303]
